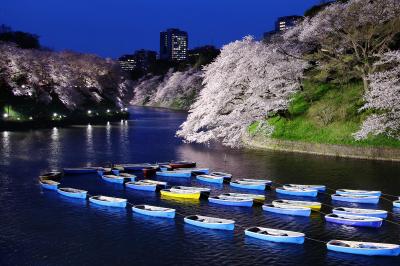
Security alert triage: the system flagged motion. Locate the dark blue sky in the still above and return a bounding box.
[1,0,320,58]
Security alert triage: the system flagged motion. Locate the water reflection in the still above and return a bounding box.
[48,127,61,169]
[119,120,130,162]
[106,122,112,157]
[0,131,11,166]
[86,124,94,161]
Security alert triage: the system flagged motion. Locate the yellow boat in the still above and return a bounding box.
[160,189,201,199]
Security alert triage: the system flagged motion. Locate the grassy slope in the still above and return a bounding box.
[249,80,400,148]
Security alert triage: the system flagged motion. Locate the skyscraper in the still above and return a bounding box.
[160,28,188,61]
[275,16,303,32]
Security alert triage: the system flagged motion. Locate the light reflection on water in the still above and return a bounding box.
[49,127,60,170]
[1,131,10,166]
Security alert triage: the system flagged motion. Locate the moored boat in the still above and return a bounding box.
[102,174,125,184]
[276,187,318,197]
[97,168,112,177]
[140,179,168,187]
[160,189,201,199]
[196,174,224,184]
[394,200,400,208]
[132,204,175,218]
[170,186,211,196]
[283,184,326,192]
[156,170,192,178]
[119,173,136,181]
[245,227,305,244]
[325,213,383,228]
[125,181,157,191]
[57,187,87,199]
[241,179,272,185]
[331,194,380,204]
[230,181,266,191]
[336,189,381,197]
[169,161,196,169]
[89,195,127,208]
[221,193,265,202]
[184,215,235,230]
[262,204,311,217]
[175,168,210,174]
[209,195,253,207]
[332,207,388,218]
[39,179,60,190]
[209,172,232,181]
[272,199,322,211]
[39,171,63,181]
[115,163,158,171]
[327,240,400,256]
[63,167,99,174]
[142,167,157,176]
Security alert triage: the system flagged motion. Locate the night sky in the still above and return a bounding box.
[1,0,321,58]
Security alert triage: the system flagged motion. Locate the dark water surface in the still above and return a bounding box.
[1,107,400,266]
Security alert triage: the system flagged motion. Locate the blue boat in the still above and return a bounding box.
[63,167,99,174]
[209,196,253,207]
[283,184,326,192]
[89,195,127,208]
[230,181,266,191]
[125,181,158,191]
[175,168,210,174]
[156,170,192,178]
[184,215,235,230]
[327,240,400,256]
[394,200,400,208]
[262,204,311,217]
[119,173,136,181]
[331,194,379,204]
[132,205,175,218]
[241,179,272,185]
[245,227,305,244]
[102,175,125,184]
[39,179,60,190]
[336,189,381,197]
[276,187,318,197]
[39,172,63,181]
[209,172,232,181]
[170,186,211,196]
[57,187,87,199]
[325,213,383,228]
[332,207,388,218]
[97,168,112,177]
[116,163,158,171]
[196,174,224,184]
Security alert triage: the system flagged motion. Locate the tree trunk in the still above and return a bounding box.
[361,73,369,92]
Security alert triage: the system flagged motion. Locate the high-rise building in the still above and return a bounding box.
[160,28,188,61]
[275,16,303,32]
[118,49,157,73]
[118,55,137,72]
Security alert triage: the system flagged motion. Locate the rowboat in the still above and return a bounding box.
[221,193,265,202]
[175,168,210,174]
[394,200,400,208]
[331,194,380,204]
[156,170,192,178]
[102,175,125,184]
[325,213,383,228]
[245,227,305,244]
[230,181,266,191]
[115,163,158,171]
[208,195,253,207]
[262,204,311,217]
[119,173,136,181]
[184,215,235,230]
[283,184,326,192]
[132,205,175,218]
[327,240,400,256]
[276,187,318,197]
[170,186,211,196]
[125,181,157,191]
[169,161,196,169]
[140,180,167,187]
[39,179,60,190]
[89,195,127,208]
[272,199,322,211]
[209,172,232,181]
[63,167,99,174]
[39,171,63,181]
[332,207,388,218]
[336,189,381,197]
[160,189,201,199]
[57,187,87,199]
[196,174,224,184]
[241,179,272,185]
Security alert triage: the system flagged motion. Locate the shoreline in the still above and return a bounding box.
[243,134,400,162]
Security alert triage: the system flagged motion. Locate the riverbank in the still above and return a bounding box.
[0,112,129,131]
[243,134,400,162]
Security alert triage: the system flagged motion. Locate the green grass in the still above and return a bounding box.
[251,80,400,148]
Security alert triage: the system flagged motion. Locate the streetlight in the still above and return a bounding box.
[106,109,110,113]
[3,113,8,118]
[53,113,58,117]
[87,110,92,115]
[29,116,33,120]
[124,108,128,111]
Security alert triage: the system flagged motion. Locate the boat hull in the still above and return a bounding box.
[209,197,253,207]
[132,206,175,218]
[230,182,266,191]
[327,241,400,256]
[276,188,318,197]
[125,183,157,191]
[394,201,400,208]
[325,215,382,228]
[156,171,192,178]
[196,175,224,184]
[245,229,304,244]
[262,205,311,217]
[102,176,124,184]
[89,197,127,208]
[332,208,388,219]
[160,190,200,199]
[41,183,59,190]
[57,189,87,199]
[184,217,234,230]
[331,195,379,204]
[336,190,381,197]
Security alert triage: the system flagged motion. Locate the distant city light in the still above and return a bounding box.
[29,116,33,120]
[124,108,128,111]
[87,110,92,114]
[53,113,58,117]
[21,85,26,89]
[106,109,110,113]
[120,108,124,111]
[3,113,8,118]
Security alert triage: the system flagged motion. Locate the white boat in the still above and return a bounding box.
[332,207,388,218]
[140,179,167,187]
[184,215,235,230]
[220,193,265,201]
[245,227,305,244]
[132,205,175,218]
[241,179,272,184]
[89,195,127,208]
[276,187,318,197]
[327,240,400,256]
[272,199,321,211]
[283,184,326,192]
[170,186,211,195]
[336,189,381,197]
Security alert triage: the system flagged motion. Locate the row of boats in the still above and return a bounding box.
[38,161,400,257]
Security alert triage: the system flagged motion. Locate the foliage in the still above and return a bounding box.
[0,24,41,49]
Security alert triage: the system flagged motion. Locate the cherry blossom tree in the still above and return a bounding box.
[176,36,308,147]
[354,50,400,140]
